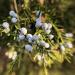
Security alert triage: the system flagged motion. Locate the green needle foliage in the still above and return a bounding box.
[0,0,74,75]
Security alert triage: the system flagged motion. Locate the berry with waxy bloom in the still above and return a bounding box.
[35,18,42,27]
[44,43,50,48]
[48,34,54,40]
[2,22,9,29]
[20,27,27,35]
[37,55,42,61]
[25,44,33,52]
[32,34,39,41]
[60,45,65,52]
[9,10,17,18]
[48,23,52,29]
[39,41,46,46]
[26,34,33,39]
[66,42,73,48]
[65,33,73,37]
[42,23,48,30]
[11,17,17,23]
[45,29,51,34]
[18,34,25,40]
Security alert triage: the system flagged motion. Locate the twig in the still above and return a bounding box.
[13,0,18,14]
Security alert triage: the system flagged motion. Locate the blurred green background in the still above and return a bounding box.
[0,0,75,75]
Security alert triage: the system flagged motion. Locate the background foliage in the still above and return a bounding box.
[0,0,75,32]
[0,0,75,75]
